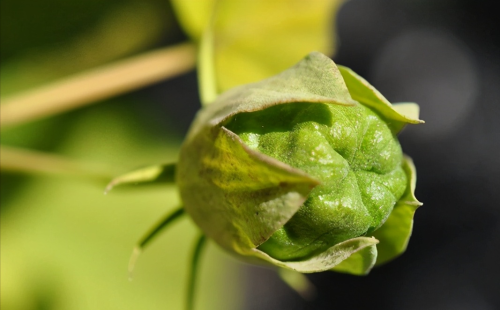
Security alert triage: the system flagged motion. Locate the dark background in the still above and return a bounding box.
[241,0,500,309]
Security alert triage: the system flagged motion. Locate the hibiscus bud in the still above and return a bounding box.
[177,52,423,274]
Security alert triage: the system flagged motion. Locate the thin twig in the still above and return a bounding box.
[1,43,196,129]
[0,145,118,180]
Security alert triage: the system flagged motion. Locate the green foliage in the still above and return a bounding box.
[0,0,180,96]
[1,103,241,310]
[171,0,346,102]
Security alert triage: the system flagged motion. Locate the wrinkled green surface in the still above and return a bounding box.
[227,102,407,261]
[177,52,422,274]
[171,0,345,101]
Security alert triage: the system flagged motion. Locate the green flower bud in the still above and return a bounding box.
[226,101,407,261]
[177,52,423,275]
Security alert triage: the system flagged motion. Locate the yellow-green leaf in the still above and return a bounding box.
[172,0,346,102]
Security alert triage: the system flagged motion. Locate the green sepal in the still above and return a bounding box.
[187,52,358,140]
[105,163,176,193]
[178,126,319,254]
[248,237,378,273]
[338,65,424,133]
[370,155,422,265]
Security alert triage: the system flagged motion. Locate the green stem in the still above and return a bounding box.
[197,2,219,105]
[186,234,207,310]
[139,207,185,248]
[277,268,316,300]
[128,207,186,279]
[1,43,196,129]
[0,145,118,180]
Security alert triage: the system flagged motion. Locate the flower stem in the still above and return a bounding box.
[128,207,186,279]
[187,234,207,310]
[1,43,196,129]
[0,145,117,180]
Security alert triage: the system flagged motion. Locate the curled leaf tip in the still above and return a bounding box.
[337,65,424,133]
[105,163,176,194]
[128,246,142,281]
[392,102,425,124]
[104,183,115,195]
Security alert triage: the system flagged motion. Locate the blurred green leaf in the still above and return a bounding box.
[371,156,423,265]
[0,98,241,310]
[170,0,215,41]
[1,0,180,96]
[0,176,240,310]
[172,0,346,103]
[0,0,168,62]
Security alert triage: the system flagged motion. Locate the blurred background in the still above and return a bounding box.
[1,0,499,309]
